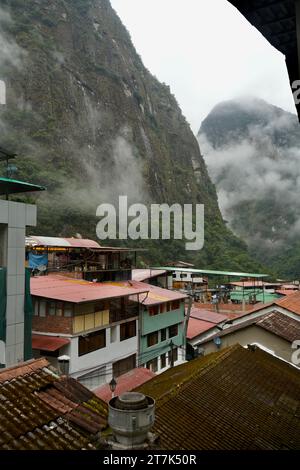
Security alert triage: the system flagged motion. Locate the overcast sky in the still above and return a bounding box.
[110,0,296,134]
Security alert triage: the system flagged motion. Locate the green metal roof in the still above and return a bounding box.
[230,290,280,303]
[152,266,269,279]
[0,177,45,196]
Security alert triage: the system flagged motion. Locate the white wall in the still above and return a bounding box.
[68,320,138,382]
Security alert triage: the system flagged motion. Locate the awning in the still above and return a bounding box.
[32,334,70,352]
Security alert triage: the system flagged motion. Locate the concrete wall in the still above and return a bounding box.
[139,302,186,371]
[199,325,296,366]
[68,319,139,381]
[0,200,36,366]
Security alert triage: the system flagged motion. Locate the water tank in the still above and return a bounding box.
[108,392,155,447]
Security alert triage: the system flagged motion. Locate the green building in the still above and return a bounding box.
[135,282,187,373]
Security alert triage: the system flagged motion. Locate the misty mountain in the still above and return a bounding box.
[198,97,300,277]
[0,0,260,270]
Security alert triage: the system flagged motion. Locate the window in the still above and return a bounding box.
[78,329,106,356]
[48,302,56,316]
[33,300,38,316]
[160,328,167,342]
[171,300,180,310]
[56,302,63,317]
[64,303,72,317]
[148,305,159,316]
[146,357,158,373]
[113,354,136,378]
[159,303,166,314]
[147,332,158,347]
[160,353,166,369]
[169,324,178,338]
[120,320,136,341]
[168,347,178,364]
[39,301,46,317]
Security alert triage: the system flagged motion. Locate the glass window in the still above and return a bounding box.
[34,300,39,316]
[56,301,63,317]
[120,320,136,341]
[39,301,46,317]
[168,347,178,364]
[48,302,55,316]
[169,324,178,338]
[78,329,106,356]
[64,303,72,318]
[160,353,166,369]
[146,357,158,373]
[160,328,167,342]
[159,303,166,314]
[147,332,158,347]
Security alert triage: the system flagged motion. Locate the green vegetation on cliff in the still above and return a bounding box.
[0,0,263,272]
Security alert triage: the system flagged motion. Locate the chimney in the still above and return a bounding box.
[58,355,70,376]
[107,392,155,449]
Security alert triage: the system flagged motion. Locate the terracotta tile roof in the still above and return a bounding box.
[0,358,108,449]
[187,318,216,340]
[138,345,300,450]
[257,312,300,343]
[94,368,156,403]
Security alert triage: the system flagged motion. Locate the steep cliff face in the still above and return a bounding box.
[199,97,300,277]
[0,0,259,269]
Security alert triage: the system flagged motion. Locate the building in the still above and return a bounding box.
[26,236,141,282]
[186,293,300,366]
[130,281,187,373]
[0,357,108,449]
[197,311,300,367]
[30,275,149,389]
[0,171,44,367]
[137,344,300,449]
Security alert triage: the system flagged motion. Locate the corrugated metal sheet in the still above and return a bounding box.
[31,275,149,303]
[187,318,216,340]
[32,335,70,352]
[113,280,187,306]
[26,236,101,249]
[94,367,155,403]
[153,266,269,278]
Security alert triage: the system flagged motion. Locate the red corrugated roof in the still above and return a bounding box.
[30,275,149,303]
[189,307,228,323]
[32,334,70,352]
[187,318,216,340]
[94,368,155,402]
[27,236,101,249]
[113,280,187,306]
